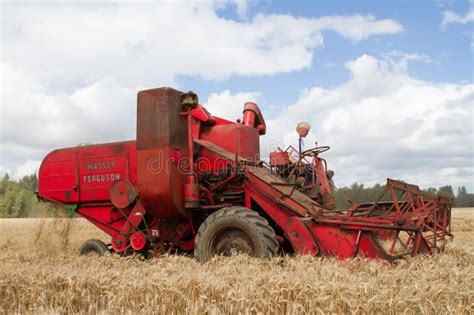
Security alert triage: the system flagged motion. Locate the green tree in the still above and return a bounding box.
[457,186,467,196]
[424,187,438,194]
[334,182,474,210]
[456,186,474,207]
[438,185,455,199]
[0,174,37,218]
[334,182,388,208]
[19,174,38,192]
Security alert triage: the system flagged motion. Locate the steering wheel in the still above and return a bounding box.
[301,146,330,157]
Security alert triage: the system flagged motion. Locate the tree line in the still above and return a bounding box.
[0,174,67,218]
[0,173,473,218]
[334,182,474,209]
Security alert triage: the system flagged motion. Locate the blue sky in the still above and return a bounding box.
[180,1,473,108]
[1,0,473,192]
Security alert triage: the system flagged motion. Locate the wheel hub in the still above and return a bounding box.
[212,228,255,256]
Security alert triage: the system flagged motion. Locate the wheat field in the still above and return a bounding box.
[0,209,473,314]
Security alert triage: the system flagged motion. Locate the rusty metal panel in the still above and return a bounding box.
[136,87,189,217]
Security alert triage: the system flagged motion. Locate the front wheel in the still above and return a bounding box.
[194,206,278,262]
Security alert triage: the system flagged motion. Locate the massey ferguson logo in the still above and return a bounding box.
[87,161,115,171]
[83,160,120,183]
[83,173,121,183]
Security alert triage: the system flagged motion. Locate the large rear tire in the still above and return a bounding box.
[194,206,278,262]
[79,239,109,257]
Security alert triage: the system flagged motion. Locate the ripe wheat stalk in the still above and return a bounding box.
[0,209,473,314]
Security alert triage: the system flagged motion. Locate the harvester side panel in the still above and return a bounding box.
[78,142,137,202]
[38,148,79,204]
[38,141,137,205]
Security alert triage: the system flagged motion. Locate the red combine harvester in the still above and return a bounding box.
[38,87,453,261]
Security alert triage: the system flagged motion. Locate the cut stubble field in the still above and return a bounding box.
[0,209,473,314]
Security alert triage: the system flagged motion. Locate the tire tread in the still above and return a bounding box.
[195,206,278,261]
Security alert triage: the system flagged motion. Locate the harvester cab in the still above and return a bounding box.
[37,87,453,262]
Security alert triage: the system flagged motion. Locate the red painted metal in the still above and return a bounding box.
[269,152,290,166]
[109,179,137,209]
[242,102,266,135]
[184,109,200,209]
[136,87,188,218]
[191,105,216,125]
[200,123,260,163]
[37,86,453,261]
[112,235,127,253]
[130,232,147,251]
[39,141,137,205]
[313,156,335,209]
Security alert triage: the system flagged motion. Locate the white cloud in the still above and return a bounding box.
[2,3,403,85]
[440,4,474,49]
[441,6,474,27]
[262,54,474,190]
[0,62,138,178]
[309,14,403,42]
[1,62,137,149]
[14,159,41,179]
[205,90,261,121]
[383,51,437,72]
[1,2,403,179]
